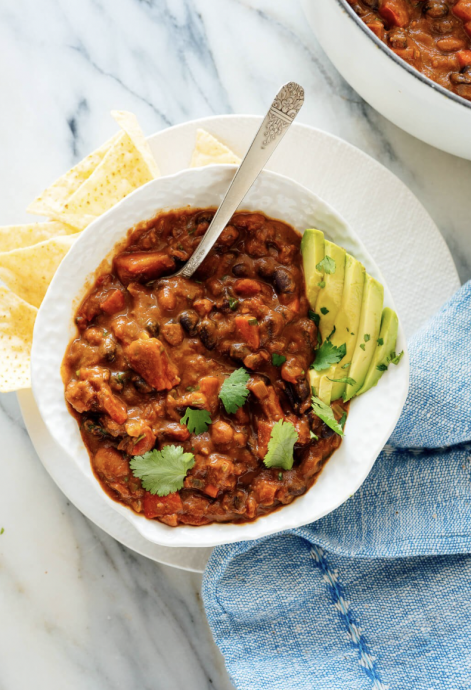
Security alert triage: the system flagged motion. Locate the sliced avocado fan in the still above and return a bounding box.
[301,228,325,310]
[343,274,384,402]
[315,240,346,342]
[356,307,399,396]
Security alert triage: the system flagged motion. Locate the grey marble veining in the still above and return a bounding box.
[0,1,470,689]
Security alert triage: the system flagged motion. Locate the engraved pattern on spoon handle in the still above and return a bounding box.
[178,82,304,278]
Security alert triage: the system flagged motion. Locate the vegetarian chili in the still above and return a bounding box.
[63,209,346,527]
[347,0,471,100]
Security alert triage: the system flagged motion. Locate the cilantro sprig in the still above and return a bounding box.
[311,341,346,372]
[272,353,287,367]
[130,445,195,496]
[219,368,250,414]
[327,376,356,386]
[316,256,336,275]
[263,420,299,470]
[311,396,344,437]
[180,407,212,435]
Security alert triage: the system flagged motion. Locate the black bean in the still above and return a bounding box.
[432,17,454,33]
[132,376,153,394]
[295,379,311,401]
[179,310,199,335]
[230,343,251,362]
[255,257,277,279]
[388,29,408,49]
[146,319,160,337]
[198,318,217,350]
[273,267,296,294]
[423,1,448,18]
[450,70,471,85]
[232,263,249,277]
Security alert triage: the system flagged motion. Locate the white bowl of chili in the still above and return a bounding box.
[302,0,471,160]
[31,165,408,548]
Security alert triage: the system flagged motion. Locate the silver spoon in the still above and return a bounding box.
[175,81,305,279]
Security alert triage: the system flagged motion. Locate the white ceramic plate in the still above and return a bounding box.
[31,165,408,549]
[22,115,459,570]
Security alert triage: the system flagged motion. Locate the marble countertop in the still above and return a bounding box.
[0,1,470,688]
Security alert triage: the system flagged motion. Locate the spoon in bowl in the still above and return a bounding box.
[174,81,305,279]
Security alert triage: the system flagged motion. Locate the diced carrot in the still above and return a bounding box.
[143,492,183,519]
[203,484,219,499]
[199,376,221,413]
[235,314,260,350]
[281,357,304,385]
[233,279,262,297]
[114,252,175,284]
[379,0,409,27]
[367,22,385,40]
[465,21,471,38]
[260,387,284,421]
[126,337,180,391]
[254,479,278,506]
[453,0,471,22]
[100,289,125,314]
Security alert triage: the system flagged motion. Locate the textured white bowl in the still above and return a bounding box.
[31,166,409,548]
[302,0,471,160]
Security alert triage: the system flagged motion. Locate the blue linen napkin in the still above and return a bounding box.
[202,281,471,690]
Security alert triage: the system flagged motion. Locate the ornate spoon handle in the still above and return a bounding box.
[176,82,305,278]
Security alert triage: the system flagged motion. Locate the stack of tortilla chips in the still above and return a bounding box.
[0,117,240,392]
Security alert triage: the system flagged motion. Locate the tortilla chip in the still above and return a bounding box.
[0,221,77,253]
[190,129,241,167]
[48,131,160,230]
[27,133,119,220]
[111,110,160,178]
[0,288,37,392]
[0,235,76,308]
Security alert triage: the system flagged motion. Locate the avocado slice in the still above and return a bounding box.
[301,228,325,310]
[356,307,399,396]
[327,254,366,401]
[343,274,384,402]
[309,369,333,405]
[315,240,346,342]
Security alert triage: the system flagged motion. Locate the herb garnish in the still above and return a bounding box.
[130,446,195,496]
[263,420,299,470]
[272,353,287,367]
[320,307,329,315]
[316,256,336,275]
[311,341,347,372]
[311,396,344,437]
[327,376,356,386]
[317,281,326,289]
[228,298,239,311]
[180,407,212,435]
[308,310,320,326]
[219,368,250,414]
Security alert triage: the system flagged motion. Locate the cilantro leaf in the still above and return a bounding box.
[317,280,326,289]
[311,396,344,437]
[316,256,336,275]
[219,368,250,413]
[339,412,347,430]
[180,407,212,435]
[263,420,299,470]
[308,310,320,326]
[310,430,318,441]
[359,343,366,351]
[389,350,404,365]
[327,376,356,386]
[377,363,388,372]
[341,362,351,369]
[377,337,384,346]
[364,334,370,342]
[228,298,239,311]
[130,446,195,496]
[320,306,329,315]
[311,341,347,372]
[272,353,287,367]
